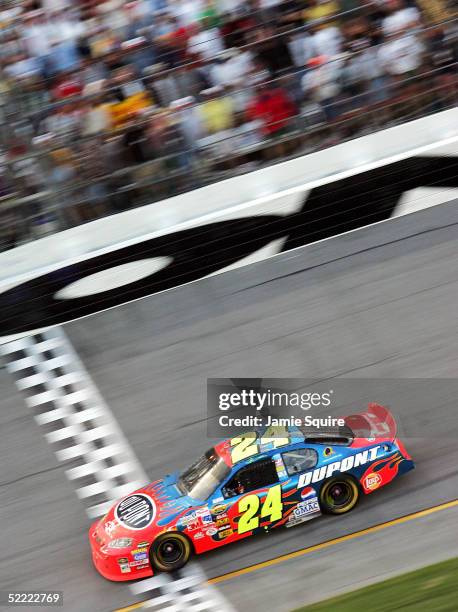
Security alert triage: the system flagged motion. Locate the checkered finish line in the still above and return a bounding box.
[130,564,236,612]
[0,327,148,519]
[1,327,236,612]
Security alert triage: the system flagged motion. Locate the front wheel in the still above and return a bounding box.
[150,533,192,572]
[319,477,360,515]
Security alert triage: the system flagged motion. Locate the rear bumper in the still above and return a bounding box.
[89,523,154,582]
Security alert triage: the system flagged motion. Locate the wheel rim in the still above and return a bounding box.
[157,538,185,566]
[325,481,354,509]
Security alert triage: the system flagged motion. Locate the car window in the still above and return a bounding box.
[282,448,318,476]
[177,448,231,500]
[223,457,279,498]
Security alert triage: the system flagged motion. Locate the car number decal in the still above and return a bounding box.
[230,426,290,463]
[237,484,283,534]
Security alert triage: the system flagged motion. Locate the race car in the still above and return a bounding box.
[89,404,414,580]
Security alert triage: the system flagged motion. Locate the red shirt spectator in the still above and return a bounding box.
[248,86,297,135]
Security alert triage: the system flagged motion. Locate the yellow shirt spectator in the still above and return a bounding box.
[416,0,457,24]
[304,0,339,28]
[197,96,235,134]
[109,92,152,128]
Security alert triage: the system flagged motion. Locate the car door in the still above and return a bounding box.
[278,446,321,526]
[213,456,285,541]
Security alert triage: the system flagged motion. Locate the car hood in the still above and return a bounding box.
[94,473,193,546]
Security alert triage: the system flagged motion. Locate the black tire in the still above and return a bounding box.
[319,476,360,515]
[150,533,192,572]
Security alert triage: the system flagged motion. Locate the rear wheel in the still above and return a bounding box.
[319,477,359,514]
[151,533,192,572]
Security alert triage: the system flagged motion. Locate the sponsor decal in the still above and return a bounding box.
[115,494,156,530]
[135,564,149,570]
[117,558,129,565]
[104,520,117,537]
[216,517,230,528]
[194,532,205,540]
[218,528,234,540]
[186,518,200,531]
[129,559,149,567]
[182,513,200,531]
[300,487,315,500]
[323,447,334,457]
[213,497,224,504]
[206,527,218,536]
[363,472,382,491]
[294,498,320,518]
[131,548,147,555]
[298,446,381,488]
[137,541,149,548]
[120,564,131,574]
[133,552,148,561]
[212,504,228,515]
[201,514,214,526]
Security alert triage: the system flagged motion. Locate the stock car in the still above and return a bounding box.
[89,404,414,580]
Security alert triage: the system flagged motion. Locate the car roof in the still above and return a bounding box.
[214,424,354,468]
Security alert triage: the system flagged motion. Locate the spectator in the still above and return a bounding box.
[187,18,224,60]
[247,80,297,136]
[309,22,343,57]
[377,31,425,77]
[0,0,454,249]
[301,55,341,119]
[197,85,235,133]
[381,0,422,38]
[304,0,340,28]
[209,48,254,88]
[169,96,203,150]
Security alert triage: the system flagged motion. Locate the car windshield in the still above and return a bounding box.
[177,448,231,500]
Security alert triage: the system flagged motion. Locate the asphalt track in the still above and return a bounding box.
[2,199,458,611]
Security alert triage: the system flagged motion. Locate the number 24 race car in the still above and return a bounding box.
[89,404,414,580]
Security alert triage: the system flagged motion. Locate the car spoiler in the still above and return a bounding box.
[344,403,397,441]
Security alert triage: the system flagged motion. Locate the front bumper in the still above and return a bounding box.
[89,523,154,582]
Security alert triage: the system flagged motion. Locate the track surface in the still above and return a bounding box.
[2,200,458,611]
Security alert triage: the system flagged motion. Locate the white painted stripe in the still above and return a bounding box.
[16,372,48,389]
[6,356,40,372]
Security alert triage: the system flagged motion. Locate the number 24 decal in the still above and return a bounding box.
[238,485,283,534]
[230,426,289,464]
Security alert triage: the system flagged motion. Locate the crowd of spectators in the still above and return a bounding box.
[0,0,456,249]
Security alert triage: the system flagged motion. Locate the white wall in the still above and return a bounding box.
[0,108,457,289]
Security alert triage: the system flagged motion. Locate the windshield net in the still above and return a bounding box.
[178,448,230,500]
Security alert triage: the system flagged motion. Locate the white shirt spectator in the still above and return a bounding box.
[260,0,282,8]
[377,33,424,74]
[188,27,224,60]
[382,7,421,37]
[42,0,70,13]
[176,107,203,145]
[48,15,85,45]
[288,33,316,67]
[302,61,341,101]
[171,0,203,27]
[210,51,254,87]
[218,0,244,14]
[312,26,342,58]
[22,22,52,58]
